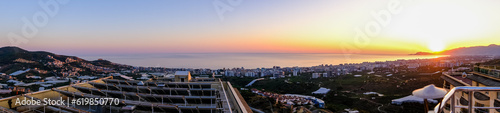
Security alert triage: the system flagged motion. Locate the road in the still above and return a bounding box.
[360,98,387,113]
[250,107,265,113]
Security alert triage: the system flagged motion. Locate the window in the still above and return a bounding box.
[474,102,488,113]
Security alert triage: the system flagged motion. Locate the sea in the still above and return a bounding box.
[79,53,447,69]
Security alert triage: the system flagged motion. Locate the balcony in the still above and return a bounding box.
[473,92,490,101]
[435,87,500,113]
[474,66,500,78]
[459,97,468,106]
[494,99,500,112]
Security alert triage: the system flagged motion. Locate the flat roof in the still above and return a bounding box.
[441,76,469,87]
[0,76,251,113]
[442,73,471,86]
[175,71,190,75]
[467,72,500,86]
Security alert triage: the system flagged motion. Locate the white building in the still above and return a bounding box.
[9,69,30,76]
[26,76,42,79]
[225,71,235,77]
[312,73,321,78]
[245,72,256,77]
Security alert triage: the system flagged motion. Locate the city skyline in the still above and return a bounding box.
[1,0,500,56]
[2,1,500,113]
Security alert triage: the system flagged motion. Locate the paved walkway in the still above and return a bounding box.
[249,107,265,113]
[245,78,265,87]
[360,98,387,113]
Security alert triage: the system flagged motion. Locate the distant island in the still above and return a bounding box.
[412,44,500,55]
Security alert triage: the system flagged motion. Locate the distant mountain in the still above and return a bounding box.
[412,44,500,56]
[0,46,83,64]
[481,59,500,65]
[0,46,28,54]
[0,46,130,75]
[90,59,119,67]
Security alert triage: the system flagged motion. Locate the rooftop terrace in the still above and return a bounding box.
[0,75,251,113]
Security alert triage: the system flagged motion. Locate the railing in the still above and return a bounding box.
[227,82,250,113]
[435,87,500,113]
[474,66,500,78]
[219,79,233,113]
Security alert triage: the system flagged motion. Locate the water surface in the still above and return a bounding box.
[80,53,446,69]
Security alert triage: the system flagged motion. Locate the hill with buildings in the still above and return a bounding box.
[0,46,130,76]
[413,44,500,55]
[480,59,500,65]
[0,46,84,64]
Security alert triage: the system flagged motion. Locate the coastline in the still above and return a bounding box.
[79,53,448,69]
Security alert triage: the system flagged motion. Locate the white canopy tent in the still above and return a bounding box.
[413,84,447,99]
[412,84,448,112]
[312,87,331,94]
[391,95,438,105]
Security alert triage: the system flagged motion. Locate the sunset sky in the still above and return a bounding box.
[1,0,500,55]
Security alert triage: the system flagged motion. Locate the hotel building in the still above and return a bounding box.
[0,71,252,113]
[439,64,500,113]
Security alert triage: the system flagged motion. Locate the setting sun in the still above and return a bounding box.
[428,40,446,52]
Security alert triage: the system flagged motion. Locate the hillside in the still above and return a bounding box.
[0,46,84,64]
[413,44,500,55]
[481,59,500,65]
[0,46,130,76]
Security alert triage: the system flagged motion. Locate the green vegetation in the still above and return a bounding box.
[481,59,500,65]
[227,65,447,113]
[240,90,293,113]
[222,77,254,88]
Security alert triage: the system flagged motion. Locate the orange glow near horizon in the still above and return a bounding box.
[4,0,500,55]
